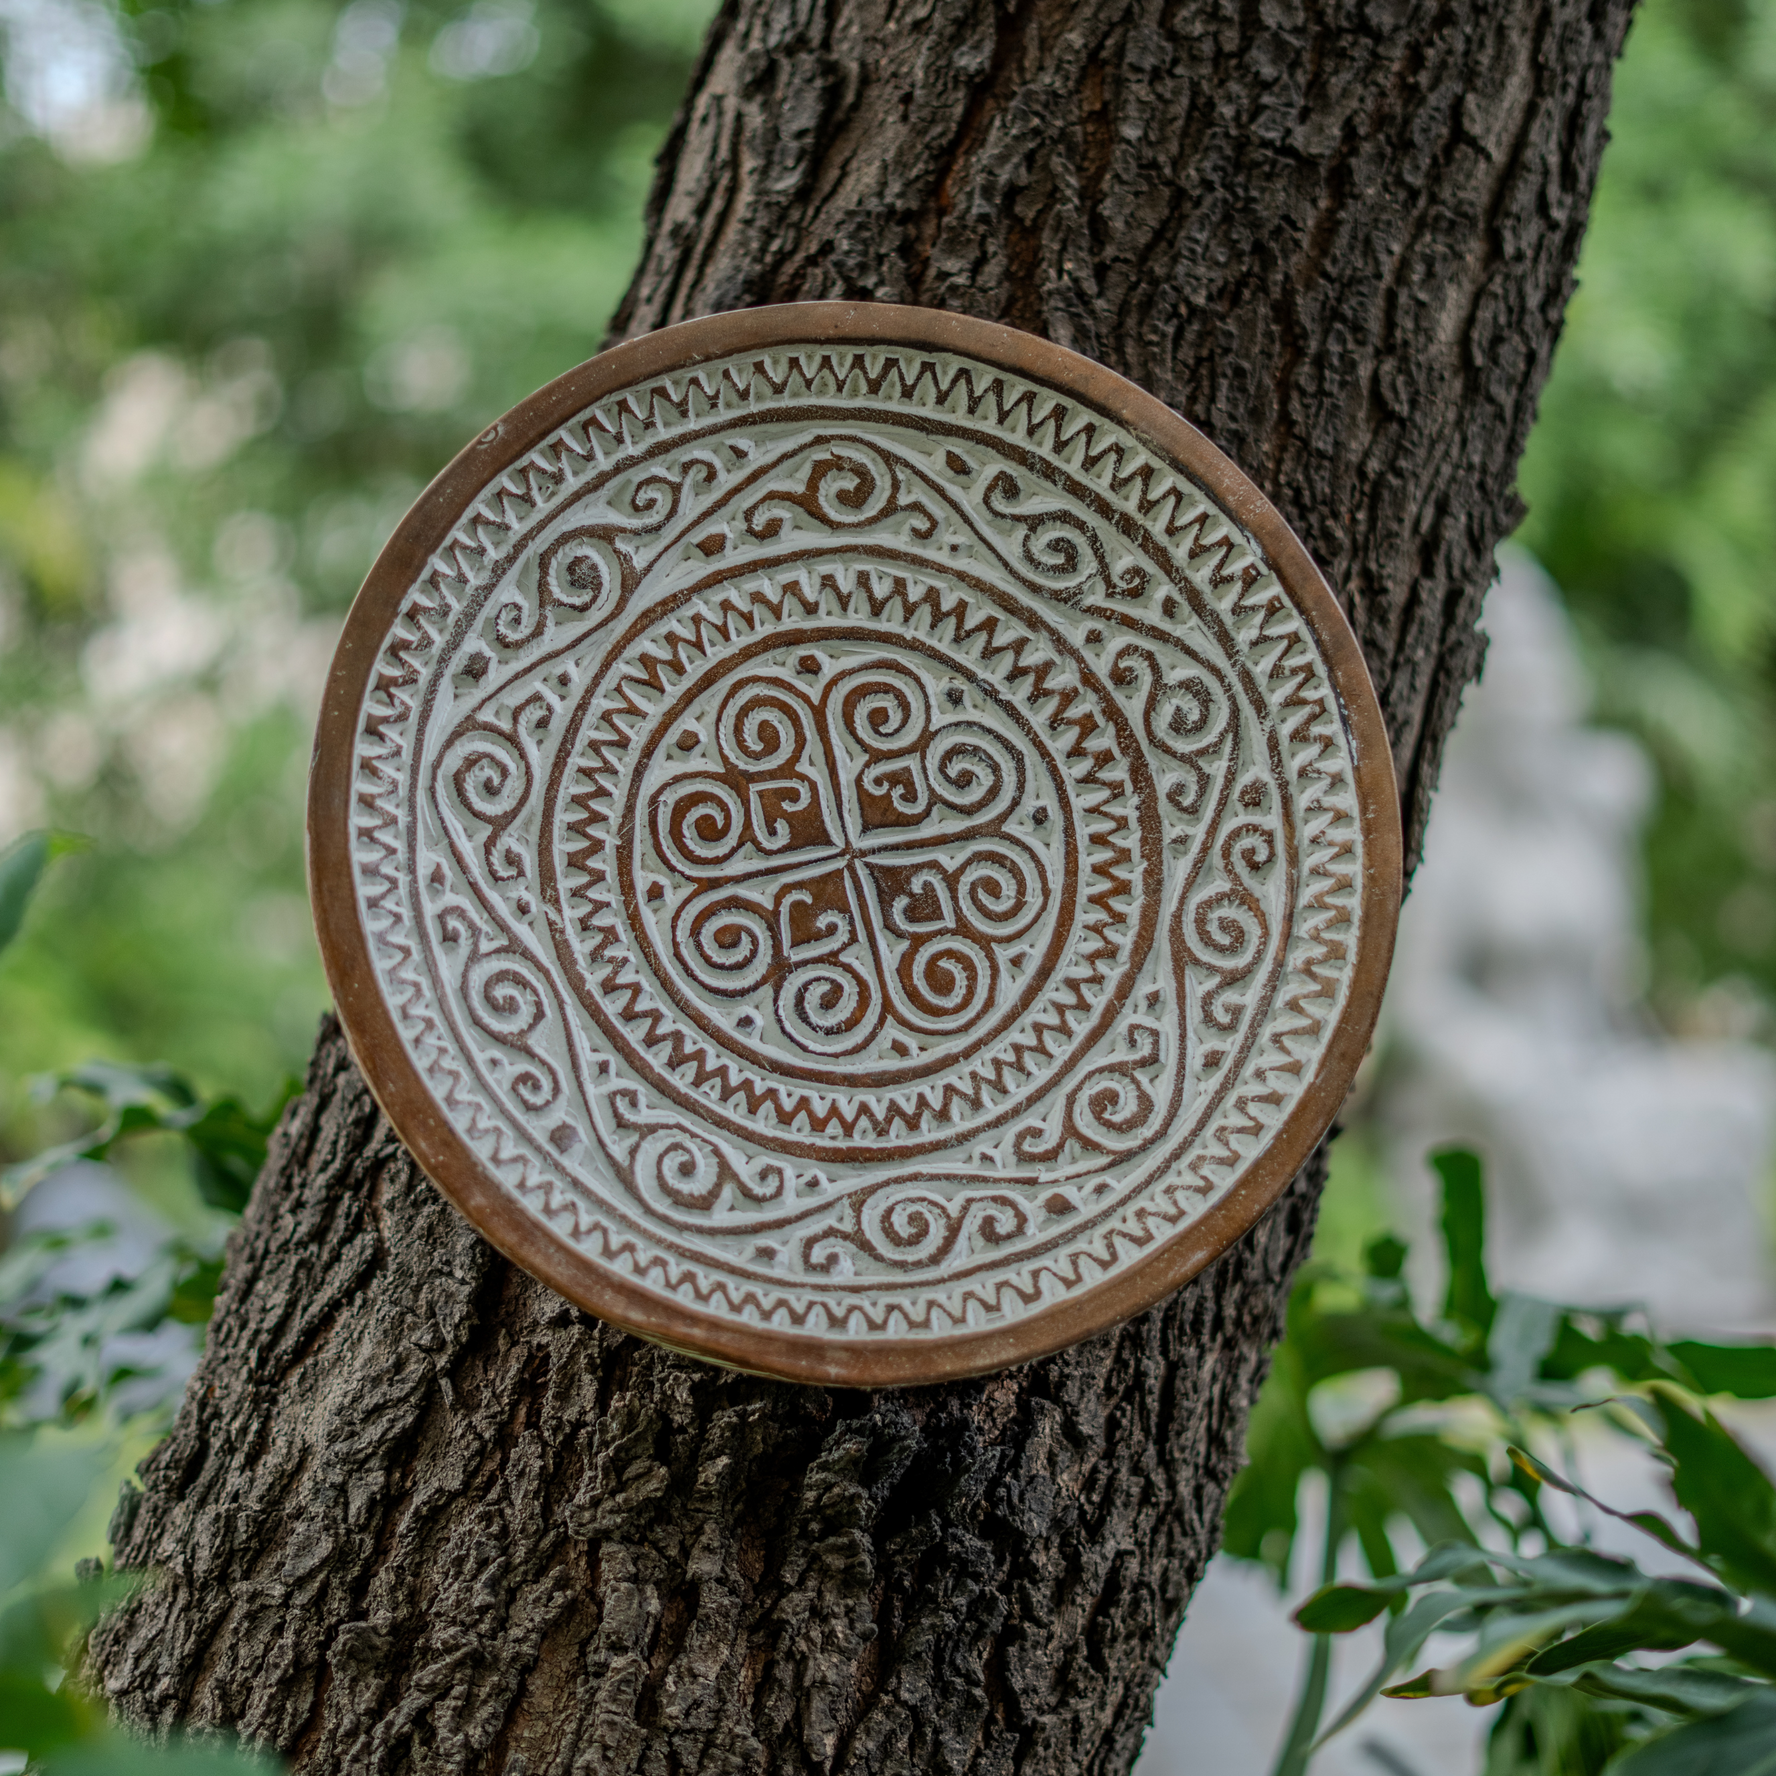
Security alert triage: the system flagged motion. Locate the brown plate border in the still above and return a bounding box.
[307,301,1403,1387]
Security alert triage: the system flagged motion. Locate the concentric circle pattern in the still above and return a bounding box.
[313,306,1399,1382]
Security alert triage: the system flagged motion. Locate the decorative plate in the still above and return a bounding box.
[308,304,1401,1385]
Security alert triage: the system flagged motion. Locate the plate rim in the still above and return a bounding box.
[307,300,1403,1386]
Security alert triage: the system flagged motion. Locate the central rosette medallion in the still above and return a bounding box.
[636,649,1061,1073]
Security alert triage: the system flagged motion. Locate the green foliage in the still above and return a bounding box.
[0,1051,290,1424]
[0,0,710,1114]
[1240,1150,1776,1775]
[0,1436,272,1772]
[1518,0,1776,1013]
[1,1062,296,1212]
[0,833,82,964]
[0,1054,283,1763]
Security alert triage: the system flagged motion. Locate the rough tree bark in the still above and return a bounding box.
[90,2,1632,1772]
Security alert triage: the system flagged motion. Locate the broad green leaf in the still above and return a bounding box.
[0,1666,86,1757]
[0,1437,106,1599]
[52,1062,198,1114]
[1434,1147,1495,1339]
[9,1255,186,1422]
[1219,1342,1317,1583]
[0,831,50,961]
[1528,1592,1716,1674]
[1545,1314,1665,1387]
[168,1253,228,1326]
[1364,1233,1407,1281]
[1670,1342,1776,1403]
[1302,1309,1474,1400]
[181,1081,297,1214]
[1440,1600,1643,1698]
[1487,1293,1564,1408]
[1295,1584,1391,1633]
[1345,1433,1478,1555]
[1606,1687,1776,1775]
[1569,1660,1761,1719]
[1492,1681,1641,1776]
[1652,1394,1776,1599]
[1699,1602,1776,1681]
[0,831,80,962]
[1,1066,293,1213]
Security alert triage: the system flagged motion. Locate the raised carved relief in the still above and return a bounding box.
[314,308,1396,1381]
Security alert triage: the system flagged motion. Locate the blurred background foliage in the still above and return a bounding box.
[0,0,1773,1768]
[0,0,716,1159]
[1514,0,1776,1035]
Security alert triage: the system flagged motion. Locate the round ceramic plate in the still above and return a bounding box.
[308,303,1401,1385]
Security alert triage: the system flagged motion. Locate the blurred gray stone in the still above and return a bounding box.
[1382,550,1776,1328]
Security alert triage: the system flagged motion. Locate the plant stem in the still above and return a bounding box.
[1270,1458,1347,1776]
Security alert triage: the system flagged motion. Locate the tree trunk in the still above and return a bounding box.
[90,3,1631,1772]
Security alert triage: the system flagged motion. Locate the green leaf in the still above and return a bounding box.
[1652,1394,1776,1599]
[1493,1682,1641,1775]
[1507,1444,1708,1572]
[1671,1342,1776,1402]
[0,1666,86,1757]
[1,1065,295,1214]
[181,1081,297,1214]
[0,830,81,962]
[1219,1337,1318,1583]
[1315,1551,1517,1743]
[1303,1308,1474,1400]
[1295,1584,1391,1633]
[4,1251,189,1425]
[168,1253,227,1326]
[1346,1433,1479,1555]
[1486,1292,1564,1409]
[55,1062,198,1115]
[1380,1668,1438,1700]
[0,830,50,961]
[1442,1599,1644,1700]
[1364,1233,1408,1281]
[1606,1687,1776,1775]
[1544,1313,1666,1388]
[1569,1660,1762,1719]
[1434,1147,1495,1339]
[1527,1592,1717,1675]
[0,1436,107,1598]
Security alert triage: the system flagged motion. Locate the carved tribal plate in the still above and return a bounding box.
[308,304,1401,1384]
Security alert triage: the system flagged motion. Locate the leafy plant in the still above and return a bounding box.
[0,835,285,1766]
[1229,1148,1776,1774]
[0,835,282,1425]
[1,1062,297,1214]
[0,1435,271,1773]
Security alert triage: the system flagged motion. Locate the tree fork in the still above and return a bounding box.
[91,2,1633,1771]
